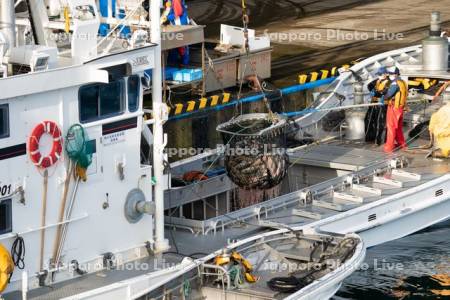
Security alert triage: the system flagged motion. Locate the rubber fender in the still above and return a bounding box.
[0,243,14,293]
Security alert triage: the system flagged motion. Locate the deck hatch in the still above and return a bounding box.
[435,189,444,197]
[368,213,377,222]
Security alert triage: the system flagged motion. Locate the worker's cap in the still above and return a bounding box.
[375,67,388,75]
[389,67,401,75]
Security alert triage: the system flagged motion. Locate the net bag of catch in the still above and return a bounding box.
[217,113,288,189]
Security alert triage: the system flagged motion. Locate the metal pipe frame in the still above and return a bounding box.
[165,155,399,235]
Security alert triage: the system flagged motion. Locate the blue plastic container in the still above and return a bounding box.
[144,67,181,81]
[173,68,203,82]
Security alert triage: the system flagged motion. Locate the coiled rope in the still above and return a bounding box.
[11,236,25,270]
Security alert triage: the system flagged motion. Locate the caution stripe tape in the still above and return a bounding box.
[298,65,349,85]
[168,93,231,117]
[408,78,438,90]
[299,64,439,91]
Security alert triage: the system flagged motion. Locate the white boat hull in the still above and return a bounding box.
[313,175,450,247]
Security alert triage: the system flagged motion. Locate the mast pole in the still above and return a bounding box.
[150,0,169,252]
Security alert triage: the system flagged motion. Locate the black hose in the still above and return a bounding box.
[11,236,25,270]
[409,120,430,140]
[8,236,25,283]
[267,276,305,293]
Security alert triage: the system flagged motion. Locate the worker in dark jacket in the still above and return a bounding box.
[365,67,390,145]
[384,67,408,152]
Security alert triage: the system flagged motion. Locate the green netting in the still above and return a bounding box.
[65,124,92,169]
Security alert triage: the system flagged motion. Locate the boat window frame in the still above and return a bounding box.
[0,199,12,235]
[0,104,10,139]
[127,75,141,113]
[78,79,126,124]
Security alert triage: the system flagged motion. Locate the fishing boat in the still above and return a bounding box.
[196,231,365,300]
[0,0,363,299]
[0,0,196,298]
[59,230,365,300]
[163,11,450,259]
[0,0,449,298]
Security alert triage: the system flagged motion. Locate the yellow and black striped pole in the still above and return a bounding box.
[298,65,348,84]
[168,93,231,117]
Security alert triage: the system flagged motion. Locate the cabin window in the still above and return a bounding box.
[128,75,140,112]
[0,104,9,139]
[0,199,12,235]
[79,80,124,123]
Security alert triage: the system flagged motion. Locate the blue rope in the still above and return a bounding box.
[168,77,336,121]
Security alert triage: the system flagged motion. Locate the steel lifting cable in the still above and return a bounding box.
[252,75,276,121]
[204,50,226,95]
[238,0,276,121]
[239,0,275,119]
[235,0,250,117]
[241,0,250,55]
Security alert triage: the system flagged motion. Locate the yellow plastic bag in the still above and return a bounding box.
[0,243,14,293]
[429,103,450,157]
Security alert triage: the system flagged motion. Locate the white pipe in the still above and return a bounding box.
[55,177,81,268]
[202,264,231,290]
[151,0,169,252]
[107,0,113,19]
[0,0,16,51]
[14,0,24,9]
[21,271,28,300]
[0,213,88,241]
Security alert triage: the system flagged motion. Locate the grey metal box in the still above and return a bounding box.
[205,54,239,93]
[237,48,272,80]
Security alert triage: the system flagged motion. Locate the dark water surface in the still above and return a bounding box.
[334,220,450,299]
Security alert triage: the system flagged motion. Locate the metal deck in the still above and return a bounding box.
[4,254,187,300]
[166,132,450,254]
[287,144,387,171]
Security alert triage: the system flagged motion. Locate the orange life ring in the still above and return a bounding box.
[28,121,63,169]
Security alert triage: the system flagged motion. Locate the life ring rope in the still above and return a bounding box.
[28,121,63,169]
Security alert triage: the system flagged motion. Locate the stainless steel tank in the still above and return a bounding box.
[422,12,449,72]
[345,82,366,140]
[345,111,366,140]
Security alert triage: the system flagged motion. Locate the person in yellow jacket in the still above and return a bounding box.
[365,67,390,145]
[384,68,408,152]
